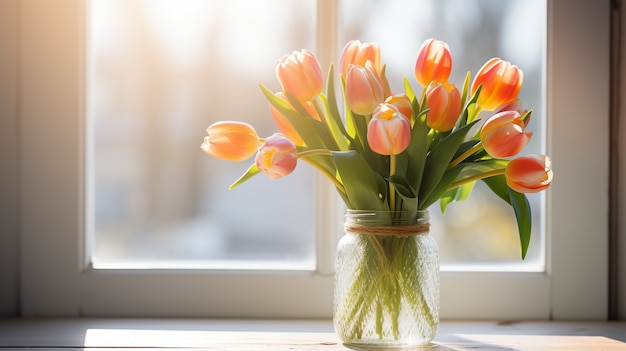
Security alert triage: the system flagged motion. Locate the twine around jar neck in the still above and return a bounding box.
[344,223,430,237]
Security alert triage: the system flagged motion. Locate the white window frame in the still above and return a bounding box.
[17,0,609,319]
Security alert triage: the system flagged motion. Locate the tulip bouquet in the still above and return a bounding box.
[202,38,552,256]
[201,38,553,342]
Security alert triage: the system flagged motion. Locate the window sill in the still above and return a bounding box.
[0,318,624,350]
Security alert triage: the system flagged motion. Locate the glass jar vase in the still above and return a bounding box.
[333,210,439,347]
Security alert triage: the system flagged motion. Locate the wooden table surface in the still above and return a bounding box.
[0,318,624,350]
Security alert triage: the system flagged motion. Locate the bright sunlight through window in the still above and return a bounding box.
[88,0,545,272]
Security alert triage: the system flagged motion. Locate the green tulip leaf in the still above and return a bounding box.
[455,180,476,201]
[332,150,386,211]
[482,174,533,259]
[453,140,481,160]
[420,164,463,209]
[406,113,429,196]
[229,163,261,190]
[453,159,509,184]
[508,187,532,260]
[324,64,352,151]
[283,91,340,151]
[260,84,338,152]
[521,109,533,125]
[439,180,477,214]
[404,78,419,111]
[459,71,472,112]
[388,174,418,211]
[482,174,511,205]
[463,84,482,125]
[439,188,457,214]
[374,171,389,205]
[418,120,479,206]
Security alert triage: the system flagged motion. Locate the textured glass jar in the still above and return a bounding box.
[333,210,439,347]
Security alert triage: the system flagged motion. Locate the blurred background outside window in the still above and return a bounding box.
[88,0,545,271]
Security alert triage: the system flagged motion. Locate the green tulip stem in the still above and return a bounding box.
[449,168,505,190]
[447,141,483,169]
[297,149,346,196]
[389,154,397,211]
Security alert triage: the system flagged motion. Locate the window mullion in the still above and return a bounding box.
[315,0,341,276]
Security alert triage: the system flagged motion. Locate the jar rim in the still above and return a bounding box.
[346,209,429,226]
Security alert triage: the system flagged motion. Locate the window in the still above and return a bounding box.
[88,0,545,272]
[19,0,609,319]
[88,0,320,270]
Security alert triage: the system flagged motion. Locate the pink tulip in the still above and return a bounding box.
[367,103,411,155]
[339,40,381,77]
[414,38,453,87]
[201,121,259,162]
[345,62,385,116]
[255,134,297,179]
[269,92,321,147]
[425,81,461,132]
[472,57,524,111]
[480,110,532,158]
[384,94,413,121]
[505,154,553,193]
[276,49,324,103]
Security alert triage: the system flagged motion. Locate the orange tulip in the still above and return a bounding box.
[480,110,532,158]
[345,62,385,116]
[505,154,553,193]
[384,93,413,120]
[339,40,381,77]
[414,38,452,87]
[269,92,321,147]
[255,134,298,179]
[201,121,259,162]
[425,81,461,132]
[472,57,523,111]
[367,103,411,156]
[276,49,324,103]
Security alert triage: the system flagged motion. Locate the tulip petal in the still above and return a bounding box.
[201,121,259,162]
[255,134,298,179]
[505,154,553,193]
[481,111,532,158]
[472,58,523,111]
[367,104,411,155]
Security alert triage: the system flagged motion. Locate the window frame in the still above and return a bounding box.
[18,0,609,319]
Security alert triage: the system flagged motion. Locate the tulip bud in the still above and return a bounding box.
[384,93,413,121]
[367,103,412,156]
[255,134,298,179]
[505,154,553,193]
[414,38,453,87]
[345,63,385,116]
[480,110,532,158]
[472,57,524,111]
[339,40,381,78]
[201,121,259,162]
[276,49,324,102]
[425,81,461,132]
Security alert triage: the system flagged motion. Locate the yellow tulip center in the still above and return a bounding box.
[378,107,395,121]
[259,148,276,168]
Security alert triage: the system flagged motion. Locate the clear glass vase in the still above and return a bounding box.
[333,210,439,347]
